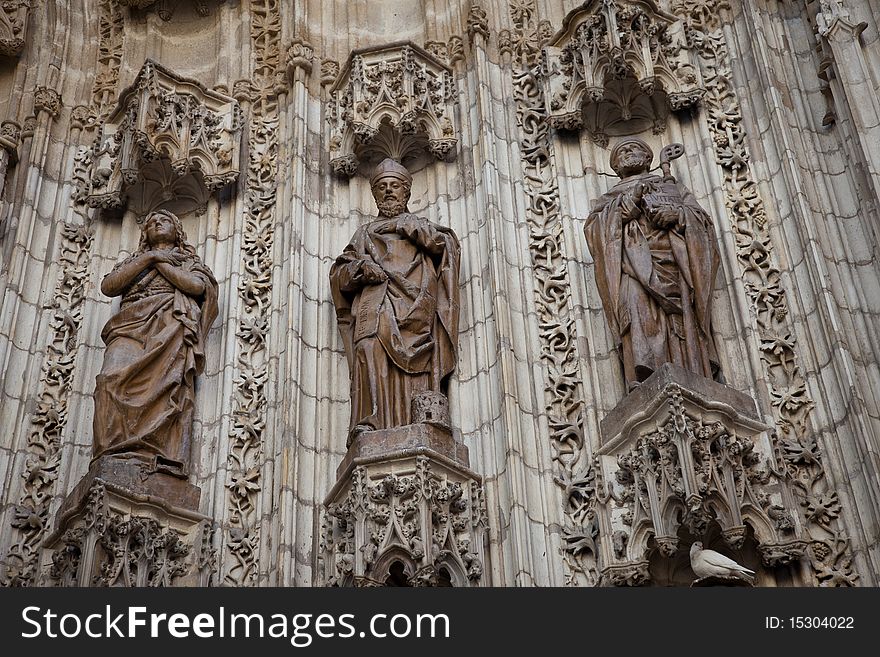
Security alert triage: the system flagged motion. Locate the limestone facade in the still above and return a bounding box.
[1,0,879,587]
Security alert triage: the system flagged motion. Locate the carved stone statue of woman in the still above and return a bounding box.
[92,209,218,475]
[585,138,720,390]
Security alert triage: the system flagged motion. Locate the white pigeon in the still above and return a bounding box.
[689,541,756,584]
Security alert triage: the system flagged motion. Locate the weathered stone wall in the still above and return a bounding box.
[0,0,878,586]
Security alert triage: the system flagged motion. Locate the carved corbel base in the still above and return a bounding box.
[595,363,808,586]
[42,455,216,587]
[322,424,486,587]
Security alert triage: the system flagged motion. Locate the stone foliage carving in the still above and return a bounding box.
[34,87,62,118]
[91,1,126,125]
[92,210,219,474]
[673,0,857,586]
[0,0,28,57]
[538,0,703,143]
[322,458,486,587]
[597,378,806,585]
[585,138,720,389]
[74,60,242,210]
[330,159,460,444]
[328,42,458,176]
[222,0,281,587]
[509,0,596,586]
[1,151,94,586]
[117,0,211,21]
[287,38,314,77]
[467,3,489,43]
[46,483,215,587]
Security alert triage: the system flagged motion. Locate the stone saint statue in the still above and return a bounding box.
[330,158,460,446]
[585,137,720,390]
[93,210,218,474]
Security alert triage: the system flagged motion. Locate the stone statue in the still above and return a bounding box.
[330,158,460,446]
[585,137,720,391]
[92,209,218,475]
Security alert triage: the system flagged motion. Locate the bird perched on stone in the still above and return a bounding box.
[689,542,756,584]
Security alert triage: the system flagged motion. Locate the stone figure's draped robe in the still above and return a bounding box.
[93,255,218,470]
[330,214,460,434]
[585,173,720,387]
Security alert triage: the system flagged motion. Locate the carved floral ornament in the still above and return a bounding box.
[0,0,28,57]
[328,42,458,177]
[74,60,242,213]
[537,0,704,140]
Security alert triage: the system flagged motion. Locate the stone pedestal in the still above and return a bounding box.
[42,456,216,586]
[594,364,808,586]
[321,423,487,587]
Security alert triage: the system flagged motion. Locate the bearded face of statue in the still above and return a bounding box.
[611,141,652,178]
[372,176,411,217]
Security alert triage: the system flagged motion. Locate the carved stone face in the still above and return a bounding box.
[372,176,411,217]
[611,141,652,177]
[144,212,179,248]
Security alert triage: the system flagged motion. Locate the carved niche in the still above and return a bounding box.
[595,365,808,585]
[328,42,458,177]
[0,0,29,57]
[75,60,242,216]
[538,0,704,143]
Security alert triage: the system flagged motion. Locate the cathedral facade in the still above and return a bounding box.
[1,0,878,587]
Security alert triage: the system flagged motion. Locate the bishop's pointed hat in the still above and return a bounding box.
[370,158,412,186]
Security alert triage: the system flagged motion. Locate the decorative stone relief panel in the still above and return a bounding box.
[1,150,94,586]
[74,60,242,215]
[507,0,597,586]
[673,0,857,585]
[91,0,126,124]
[328,42,458,176]
[322,456,487,587]
[538,0,704,144]
[116,0,213,21]
[0,0,28,57]
[221,0,281,587]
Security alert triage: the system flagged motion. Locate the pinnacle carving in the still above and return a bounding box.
[328,42,458,177]
[596,367,808,585]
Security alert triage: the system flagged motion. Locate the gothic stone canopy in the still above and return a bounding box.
[328,41,458,177]
[74,59,243,213]
[538,0,704,140]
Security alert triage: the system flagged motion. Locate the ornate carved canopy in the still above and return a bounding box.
[74,60,243,214]
[328,41,458,177]
[537,0,704,143]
